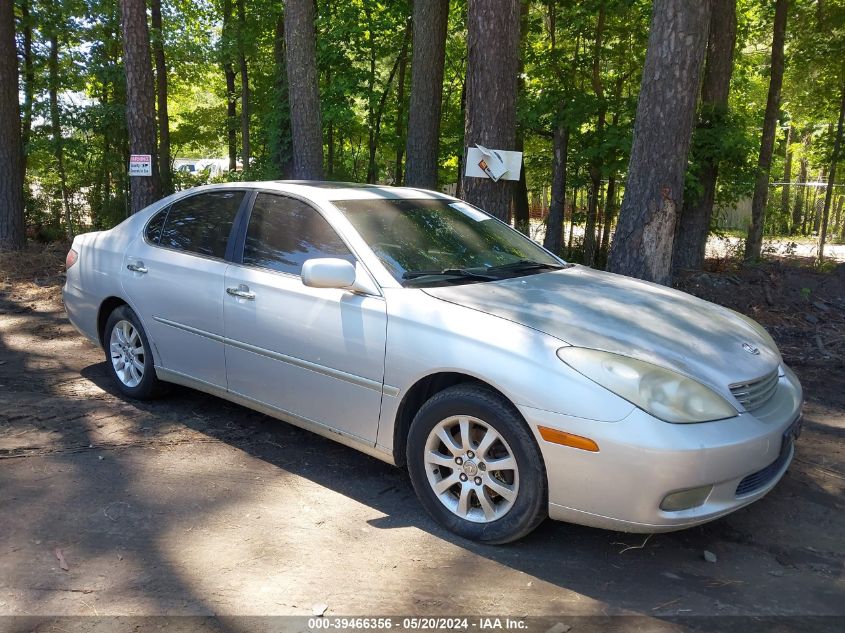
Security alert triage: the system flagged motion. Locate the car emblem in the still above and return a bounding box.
[742,342,760,355]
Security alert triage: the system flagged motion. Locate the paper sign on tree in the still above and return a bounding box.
[465,145,523,182]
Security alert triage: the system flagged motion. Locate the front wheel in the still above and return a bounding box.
[406,384,548,543]
[104,305,164,400]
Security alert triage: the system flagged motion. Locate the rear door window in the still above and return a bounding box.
[241,193,355,275]
[159,191,245,259]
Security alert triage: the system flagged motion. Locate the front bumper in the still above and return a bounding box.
[520,365,803,533]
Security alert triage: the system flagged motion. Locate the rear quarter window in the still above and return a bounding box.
[158,191,245,259]
[144,208,168,244]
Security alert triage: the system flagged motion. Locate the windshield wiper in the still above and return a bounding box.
[402,268,499,281]
[486,259,567,273]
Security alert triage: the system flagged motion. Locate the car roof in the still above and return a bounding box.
[217,180,456,203]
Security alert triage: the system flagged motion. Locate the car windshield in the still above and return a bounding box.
[333,198,564,286]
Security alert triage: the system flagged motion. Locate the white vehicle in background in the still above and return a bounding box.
[173,158,232,177]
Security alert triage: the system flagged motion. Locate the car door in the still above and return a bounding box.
[122,189,249,388]
[223,192,387,444]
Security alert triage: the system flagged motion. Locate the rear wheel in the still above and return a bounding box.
[407,384,547,543]
[104,305,164,399]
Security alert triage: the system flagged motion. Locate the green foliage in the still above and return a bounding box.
[13,0,845,249]
[685,103,757,209]
[519,0,649,205]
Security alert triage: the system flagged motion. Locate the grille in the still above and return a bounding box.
[729,369,780,411]
[735,437,793,496]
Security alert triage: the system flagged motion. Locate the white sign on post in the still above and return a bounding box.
[465,145,523,182]
[129,154,153,177]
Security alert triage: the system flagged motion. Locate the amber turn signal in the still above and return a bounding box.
[538,426,600,452]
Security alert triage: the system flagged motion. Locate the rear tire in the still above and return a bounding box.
[406,384,548,543]
[104,305,165,400]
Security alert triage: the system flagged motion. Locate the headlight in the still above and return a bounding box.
[557,347,737,423]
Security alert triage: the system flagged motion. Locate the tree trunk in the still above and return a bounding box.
[367,23,411,184]
[20,0,34,175]
[0,0,25,249]
[608,0,710,284]
[567,184,577,259]
[460,0,521,220]
[405,0,449,189]
[780,125,793,220]
[543,122,569,254]
[222,0,237,172]
[801,179,810,234]
[792,141,808,233]
[225,62,237,171]
[394,20,410,186]
[120,0,161,213]
[583,4,606,267]
[327,119,334,177]
[92,82,110,223]
[543,2,576,255]
[49,34,73,238]
[810,171,821,231]
[365,4,377,183]
[236,0,250,170]
[584,163,602,265]
[745,0,788,261]
[285,0,324,179]
[672,0,737,272]
[512,0,531,235]
[599,174,617,259]
[150,0,172,195]
[513,155,530,234]
[812,165,826,232]
[99,4,124,220]
[272,11,292,178]
[818,77,845,262]
[455,75,467,198]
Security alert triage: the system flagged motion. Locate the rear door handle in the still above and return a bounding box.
[127,262,148,274]
[226,284,256,300]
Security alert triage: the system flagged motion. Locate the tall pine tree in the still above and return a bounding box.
[609,0,710,284]
[0,0,25,249]
[460,0,521,220]
[120,0,161,213]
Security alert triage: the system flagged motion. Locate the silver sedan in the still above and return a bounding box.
[63,181,803,543]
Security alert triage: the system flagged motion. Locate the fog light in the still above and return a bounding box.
[660,485,713,511]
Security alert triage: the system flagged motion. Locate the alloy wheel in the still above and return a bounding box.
[423,415,520,523]
[109,319,145,388]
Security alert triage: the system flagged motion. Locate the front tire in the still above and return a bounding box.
[104,305,164,400]
[406,384,548,543]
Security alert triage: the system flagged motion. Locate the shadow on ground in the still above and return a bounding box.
[1,282,843,632]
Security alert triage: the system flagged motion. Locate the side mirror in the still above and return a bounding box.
[301,258,357,289]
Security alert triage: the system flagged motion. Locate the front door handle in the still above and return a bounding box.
[127,262,148,274]
[226,284,256,300]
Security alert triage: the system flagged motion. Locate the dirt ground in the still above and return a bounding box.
[0,244,843,632]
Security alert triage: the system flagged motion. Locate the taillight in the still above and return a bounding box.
[66,248,78,269]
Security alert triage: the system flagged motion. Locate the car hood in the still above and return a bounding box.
[422,266,780,395]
